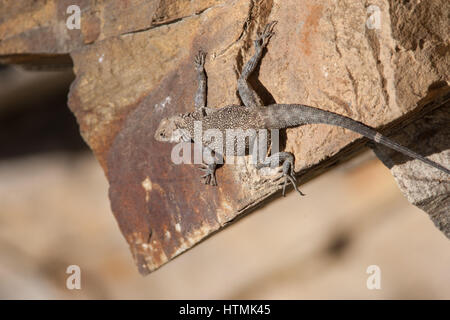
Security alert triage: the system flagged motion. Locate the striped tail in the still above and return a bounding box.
[262,104,450,175]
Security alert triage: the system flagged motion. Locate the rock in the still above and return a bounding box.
[1,0,448,274]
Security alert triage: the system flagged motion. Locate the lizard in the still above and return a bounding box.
[154,21,450,196]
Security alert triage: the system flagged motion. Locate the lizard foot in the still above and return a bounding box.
[256,151,305,197]
[280,155,305,197]
[199,163,217,186]
[254,21,277,49]
[194,50,206,71]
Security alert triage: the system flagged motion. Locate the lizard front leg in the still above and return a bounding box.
[256,151,305,197]
[194,50,217,116]
[199,162,218,186]
[198,149,222,186]
[194,50,207,113]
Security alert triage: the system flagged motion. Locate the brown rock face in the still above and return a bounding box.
[1,0,448,274]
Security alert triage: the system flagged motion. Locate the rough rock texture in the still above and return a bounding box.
[0,0,448,274]
[374,91,450,238]
[0,0,218,53]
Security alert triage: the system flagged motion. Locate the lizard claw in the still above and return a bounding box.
[281,172,305,197]
[255,21,277,49]
[194,50,206,71]
[198,163,217,186]
[280,155,305,197]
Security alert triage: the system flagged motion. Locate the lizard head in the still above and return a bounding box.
[154,115,190,143]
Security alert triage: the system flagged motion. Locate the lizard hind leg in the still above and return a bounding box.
[256,151,305,197]
[255,21,277,48]
[237,21,277,109]
[281,155,305,197]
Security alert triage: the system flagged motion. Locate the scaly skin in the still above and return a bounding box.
[155,21,449,196]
